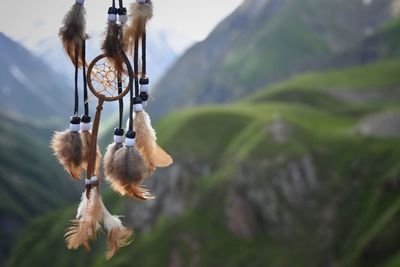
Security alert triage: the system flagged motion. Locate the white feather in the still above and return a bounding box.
[76,192,88,219]
[101,199,124,231]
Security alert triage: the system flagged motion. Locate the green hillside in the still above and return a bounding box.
[8,58,400,267]
[0,109,80,265]
[150,0,394,119]
[0,34,81,265]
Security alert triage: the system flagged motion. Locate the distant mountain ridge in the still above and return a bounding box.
[150,0,395,119]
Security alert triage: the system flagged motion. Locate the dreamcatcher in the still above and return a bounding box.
[51,0,172,260]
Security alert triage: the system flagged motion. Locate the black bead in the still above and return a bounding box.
[118,7,127,15]
[70,115,81,125]
[139,77,149,85]
[81,115,91,123]
[133,96,142,104]
[108,7,118,14]
[126,130,136,139]
[114,128,125,136]
[140,92,149,101]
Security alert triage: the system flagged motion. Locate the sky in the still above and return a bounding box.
[0,0,244,48]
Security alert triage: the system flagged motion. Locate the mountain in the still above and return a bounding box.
[0,33,71,119]
[7,57,400,267]
[0,34,81,265]
[150,0,395,119]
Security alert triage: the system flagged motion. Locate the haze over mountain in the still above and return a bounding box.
[26,30,187,83]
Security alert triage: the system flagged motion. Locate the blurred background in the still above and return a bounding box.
[1,0,400,266]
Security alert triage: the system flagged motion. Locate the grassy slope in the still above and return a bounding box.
[8,58,400,267]
[0,110,80,264]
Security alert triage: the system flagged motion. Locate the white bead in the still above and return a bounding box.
[108,14,117,22]
[134,103,143,112]
[119,14,128,23]
[125,138,136,147]
[114,135,124,144]
[140,84,149,93]
[70,124,80,132]
[85,179,92,185]
[80,122,91,132]
[76,0,85,5]
[90,176,98,183]
[142,101,148,107]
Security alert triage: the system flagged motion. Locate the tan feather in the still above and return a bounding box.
[59,3,88,67]
[123,0,153,52]
[81,131,102,177]
[65,189,104,250]
[50,130,83,179]
[154,145,173,167]
[101,201,133,260]
[134,111,173,173]
[109,181,155,200]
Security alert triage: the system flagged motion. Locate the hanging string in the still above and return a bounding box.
[128,74,134,132]
[129,37,140,132]
[74,47,79,115]
[82,40,89,116]
[133,37,140,97]
[117,0,125,130]
[117,74,123,129]
[141,32,147,77]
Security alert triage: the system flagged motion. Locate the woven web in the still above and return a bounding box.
[89,57,129,100]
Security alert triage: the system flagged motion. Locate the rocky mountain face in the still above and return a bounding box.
[150,0,395,119]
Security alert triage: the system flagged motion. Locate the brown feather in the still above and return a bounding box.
[123,0,153,52]
[59,3,88,67]
[65,190,103,250]
[104,142,123,182]
[81,131,102,177]
[110,146,148,184]
[134,111,173,173]
[106,228,133,260]
[102,22,125,73]
[105,145,154,200]
[110,182,154,200]
[50,130,83,179]
[124,183,155,200]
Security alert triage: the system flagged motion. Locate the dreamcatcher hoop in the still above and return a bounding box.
[87,51,133,102]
